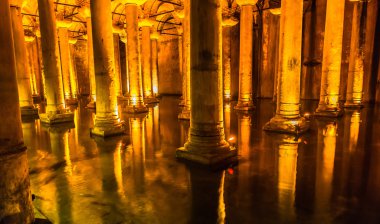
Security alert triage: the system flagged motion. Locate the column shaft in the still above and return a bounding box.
[0,0,34,222]
[222,27,232,101]
[141,26,153,100]
[37,0,73,124]
[125,4,147,113]
[86,17,96,108]
[263,0,309,134]
[345,1,366,108]
[315,0,346,117]
[10,6,38,116]
[235,4,255,111]
[151,37,159,95]
[179,33,185,105]
[176,0,236,165]
[69,44,78,99]
[113,33,122,98]
[90,0,124,137]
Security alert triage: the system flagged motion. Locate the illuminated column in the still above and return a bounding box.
[222,15,238,101]
[345,1,367,108]
[89,0,124,137]
[37,0,74,124]
[176,0,236,165]
[177,26,184,106]
[68,39,78,99]
[24,36,39,100]
[112,28,123,98]
[315,0,346,117]
[57,20,77,105]
[263,0,309,134]
[277,135,299,222]
[234,0,257,111]
[120,32,130,96]
[10,4,38,117]
[178,0,191,120]
[139,19,157,103]
[269,7,281,101]
[0,0,34,221]
[123,0,148,113]
[80,6,96,109]
[151,31,159,96]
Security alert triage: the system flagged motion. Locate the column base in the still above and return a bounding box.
[178,109,190,120]
[344,102,364,109]
[176,145,237,166]
[0,143,34,224]
[179,99,185,106]
[117,95,129,102]
[263,115,309,135]
[315,105,343,117]
[39,110,74,125]
[65,98,78,105]
[145,97,159,104]
[32,95,41,104]
[124,105,149,114]
[86,101,96,109]
[90,123,125,138]
[234,101,255,111]
[20,106,39,118]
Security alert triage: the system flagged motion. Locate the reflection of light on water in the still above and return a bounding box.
[217,171,226,224]
[114,143,125,196]
[64,132,73,176]
[349,111,361,153]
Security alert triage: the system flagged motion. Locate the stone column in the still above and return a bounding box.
[178,0,191,120]
[24,35,39,101]
[222,16,238,101]
[176,0,236,165]
[345,1,367,108]
[151,31,159,96]
[10,4,38,117]
[80,6,96,109]
[139,19,157,103]
[68,39,78,99]
[315,0,346,117]
[0,0,34,222]
[37,0,74,124]
[90,0,124,137]
[177,26,184,106]
[234,0,257,111]
[123,0,148,113]
[269,7,281,101]
[120,32,130,96]
[112,27,123,99]
[263,0,309,134]
[57,20,77,105]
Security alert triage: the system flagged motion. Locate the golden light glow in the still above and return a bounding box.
[217,171,226,224]
[349,111,361,153]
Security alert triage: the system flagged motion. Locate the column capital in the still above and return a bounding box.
[138,18,154,27]
[69,38,77,45]
[121,0,147,6]
[150,31,160,40]
[79,6,91,18]
[173,8,185,19]
[222,17,239,27]
[269,8,281,15]
[24,29,36,42]
[56,18,72,29]
[236,0,258,6]
[112,24,124,34]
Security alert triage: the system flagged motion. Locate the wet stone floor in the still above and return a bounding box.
[23,96,380,224]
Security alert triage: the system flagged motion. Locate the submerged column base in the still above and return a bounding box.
[176,143,237,166]
[315,104,344,117]
[20,106,39,118]
[65,98,78,105]
[90,121,125,138]
[344,101,364,109]
[39,110,74,125]
[144,97,159,104]
[124,105,149,114]
[263,115,309,135]
[178,108,190,120]
[234,101,255,111]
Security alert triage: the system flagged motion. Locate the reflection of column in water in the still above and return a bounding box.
[189,167,226,224]
[315,121,337,221]
[145,108,154,159]
[114,142,125,197]
[348,111,361,153]
[153,105,160,157]
[129,117,146,194]
[49,129,73,223]
[237,113,251,158]
[277,136,299,222]
[224,103,231,140]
